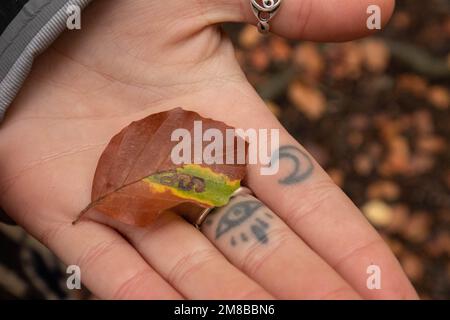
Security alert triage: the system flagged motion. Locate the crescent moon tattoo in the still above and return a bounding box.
[270,145,314,185]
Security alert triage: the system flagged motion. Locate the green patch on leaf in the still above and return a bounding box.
[144,164,241,207]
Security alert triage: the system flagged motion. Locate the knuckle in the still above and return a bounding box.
[39,221,68,248]
[239,227,293,276]
[332,237,384,270]
[76,238,122,271]
[282,178,339,228]
[167,247,222,287]
[112,269,154,299]
[232,286,271,300]
[319,285,360,300]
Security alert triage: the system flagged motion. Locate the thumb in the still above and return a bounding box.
[208,0,395,41]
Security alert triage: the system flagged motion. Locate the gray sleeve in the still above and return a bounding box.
[0,0,92,122]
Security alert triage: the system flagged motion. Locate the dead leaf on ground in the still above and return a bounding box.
[427,86,449,110]
[239,25,263,49]
[361,39,391,73]
[288,81,327,120]
[326,42,364,80]
[250,47,270,71]
[403,212,432,243]
[293,42,324,82]
[397,74,428,97]
[367,180,401,200]
[401,252,424,282]
[269,36,292,62]
[362,200,393,228]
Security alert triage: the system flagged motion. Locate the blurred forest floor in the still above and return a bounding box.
[226,0,449,299]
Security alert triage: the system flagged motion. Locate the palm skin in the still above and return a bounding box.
[0,0,417,299]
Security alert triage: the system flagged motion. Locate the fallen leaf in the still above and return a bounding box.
[367,180,401,200]
[288,81,326,120]
[362,200,393,228]
[403,212,431,243]
[293,42,324,81]
[380,136,411,176]
[239,25,263,49]
[354,154,374,176]
[249,47,270,71]
[77,108,248,226]
[386,204,410,234]
[269,36,292,62]
[416,135,446,154]
[427,86,449,110]
[401,252,424,282]
[327,42,364,80]
[361,39,390,73]
[397,74,428,97]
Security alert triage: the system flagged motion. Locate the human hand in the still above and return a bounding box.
[0,0,417,299]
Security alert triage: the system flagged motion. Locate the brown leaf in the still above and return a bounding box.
[293,42,324,82]
[416,135,446,154]
[401,252,424,282]
[269,36,292,62]
[239,25,263,49]
[362,200,393,228]
[361,39,390,73]
[250,47,270,71]
[78,108,248,226]
[354,154,374,176]
[403,212,431,243]
[367,180,401,201]
[397,74,428,97]
[288,81,326,120]
[327,42,364,80]
[386,204,410,234]
[427,86,449,110]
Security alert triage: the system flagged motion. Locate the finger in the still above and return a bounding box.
[246,133,419,299]
[201,194,361,299]
[41,220,182,299]
[91,211,274,300]
[189,100,417,299]
[208,0,395,41]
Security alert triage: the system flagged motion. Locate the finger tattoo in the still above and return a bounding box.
[269,145,314,185]
[204,199,274,246]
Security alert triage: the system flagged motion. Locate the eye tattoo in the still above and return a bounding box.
[269,145,314,185]
[215,200,273,246]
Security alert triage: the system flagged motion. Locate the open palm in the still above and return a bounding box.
[0,0,417,299]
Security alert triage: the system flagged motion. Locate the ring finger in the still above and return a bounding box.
[201,194,361,299]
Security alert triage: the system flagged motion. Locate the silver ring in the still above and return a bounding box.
[195,186,254,228]
[250,0,283,34]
